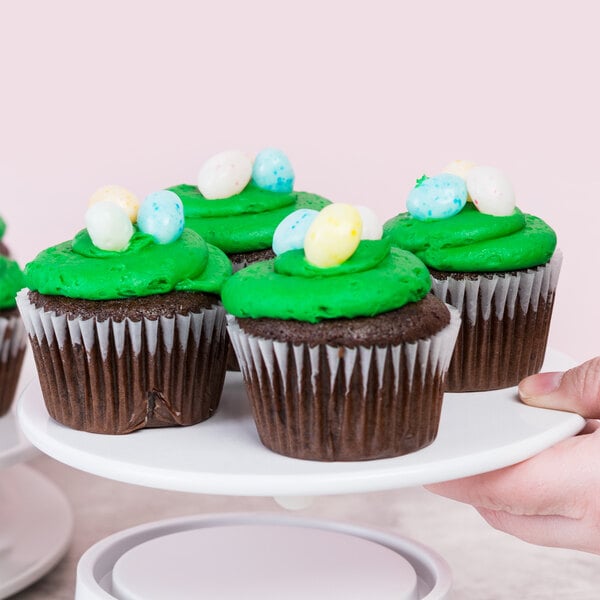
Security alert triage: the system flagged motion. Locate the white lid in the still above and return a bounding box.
[111,524,419,600]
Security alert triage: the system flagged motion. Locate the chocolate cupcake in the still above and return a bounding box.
[223,203,460,461]
[0,247,27,417]
[169,149,331,371]
[0,215,10,256]
[168,149,331,271]
[17,189,232,434]
[384,163,560,392]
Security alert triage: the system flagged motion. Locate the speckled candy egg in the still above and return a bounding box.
[466,166,516,216]
[197,150,253,200]
[272,208,318,255]
[85,201,134,252]
[137,190,184,244]
[252,148,295,193]
[304,203,362,268]
[407,174,467,221]
[356,205,382,240]
[88,185,140,223]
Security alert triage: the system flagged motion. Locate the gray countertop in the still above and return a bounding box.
[8,453,600,599]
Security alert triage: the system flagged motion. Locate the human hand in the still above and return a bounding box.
[425,358,600,554]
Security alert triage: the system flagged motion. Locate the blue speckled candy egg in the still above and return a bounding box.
[252,148,295,193]
[137,190,184,244]
[272,208,318,255]
[406,174,467,221]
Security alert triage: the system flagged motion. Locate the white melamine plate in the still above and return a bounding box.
[0,354,37,469]
[17,348,585,497]
[0,464,73,599]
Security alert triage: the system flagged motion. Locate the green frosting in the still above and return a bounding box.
[221,241,431,323]
[25,228,232,300]
[169,183,330,253]
[383,203,557,272]
[0,216,6,240]
[0,256,25,310]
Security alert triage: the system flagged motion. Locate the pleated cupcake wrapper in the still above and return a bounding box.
[226,306,461,461]
[0,312,27,416]
[430,250,562,325]
[0,311,27,361]
[429,251,562,392]
[16,288,228,433]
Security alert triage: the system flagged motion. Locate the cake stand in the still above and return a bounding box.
[17,348,585,599]
[0,356,73,599]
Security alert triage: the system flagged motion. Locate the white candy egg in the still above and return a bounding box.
[466,166,516,216]
[88,185,140,223]
[304,203,362,268]
[85,201,134,251]
[355,205,382,240]
[197,150,253,200]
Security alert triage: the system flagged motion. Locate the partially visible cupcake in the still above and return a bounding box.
[0,215,10,256]
[17,187,232,434]
[0,243,27,417]
[168,148,331,271]
[223,203,460,461]
[384,162,560,392]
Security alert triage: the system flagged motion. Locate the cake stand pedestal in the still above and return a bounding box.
[17,348,584,599]
[0,357,73,599]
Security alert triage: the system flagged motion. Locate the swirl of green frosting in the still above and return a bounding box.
[169,183,331,253]
[0,256,25,310]
[25,228,231,300]
[0,216,6,241]
[383,203,556,272]
[221,240,431,322]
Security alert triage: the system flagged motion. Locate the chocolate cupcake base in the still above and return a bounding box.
[430,250,562,392]
[0,309,27,417]
[17,289,228,434]
[227,299,460,461]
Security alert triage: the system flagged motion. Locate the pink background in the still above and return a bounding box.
[1,2,596,362]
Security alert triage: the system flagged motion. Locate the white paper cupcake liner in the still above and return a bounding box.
[0,310,27,362]
[429,251,562,391]
[0,310,27,416]
[227,306,460,461]
[16,289,228,434]
[430,250,562,324]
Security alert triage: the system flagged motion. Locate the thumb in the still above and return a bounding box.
[518,357,600,418]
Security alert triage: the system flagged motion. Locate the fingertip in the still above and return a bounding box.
[518,371,564,405]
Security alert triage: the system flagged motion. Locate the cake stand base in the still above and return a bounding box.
[75,513,452,600]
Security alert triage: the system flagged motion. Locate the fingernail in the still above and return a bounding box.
[518,371,564,402]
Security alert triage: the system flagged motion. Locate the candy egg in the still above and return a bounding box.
[442,160,477,202]
[355,205,382,240]
[442,160,477,181]
[137,190,184,244]
[197,150,253,200]
[304,203,362,268]
[85,201,134,251]
[272,209,318,256]
[466,166,516,216]
[252,148,295,193]
[88,185,140,223]
[407,174,467,221]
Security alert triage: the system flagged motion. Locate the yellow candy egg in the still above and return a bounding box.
[442,160,477,202]
[88,185,140,223]
[304,203,363,268]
